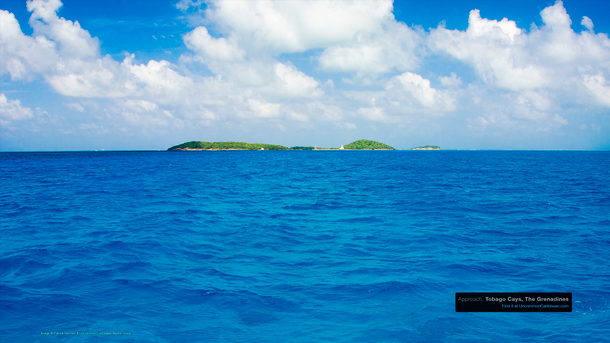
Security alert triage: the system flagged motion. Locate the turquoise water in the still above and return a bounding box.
[1,151,609,342]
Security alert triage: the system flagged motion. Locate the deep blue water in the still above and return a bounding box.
[1,151,609,342]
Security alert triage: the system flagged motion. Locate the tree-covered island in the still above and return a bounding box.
[168,139,396,151]
[168,141,290,150]
[342,139,394,150]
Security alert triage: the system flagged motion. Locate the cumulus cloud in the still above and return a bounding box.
[26,0,61,22]
[183,0,421,76]
[306,101,344,121]
[266,63,322,98]
[318,20,420,74]
[200,0,394,54]
[583,74,610,107]
[0,0,450,132]
[1,1,249,127]
[46,56,132,98]
[183,26,244,61]
[439,72,462,87]
[581,16,594,32]
[429,8,548,91]
[517,90,552,112]
[2,1,210,104]
[429,0,610,103]
[2,0,610,147]
[386,72,456,111]
[0,94,34,125]
[247,99,281,118]
[128,58,196,103]
[0,9,57,80]
[28,0,99,59]
[2,0,131,97]
[462,83,572,135]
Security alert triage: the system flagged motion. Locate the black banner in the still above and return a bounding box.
[455,292,572,312]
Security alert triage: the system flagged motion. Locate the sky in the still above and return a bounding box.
[1,0,609,151]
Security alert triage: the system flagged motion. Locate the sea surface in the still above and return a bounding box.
[1,150,609,342]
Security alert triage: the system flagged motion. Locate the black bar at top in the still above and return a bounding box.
[456,292,572,312]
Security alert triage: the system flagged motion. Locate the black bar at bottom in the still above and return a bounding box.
[456,292,572,312]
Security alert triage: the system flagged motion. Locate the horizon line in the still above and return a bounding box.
[1,149,609,153]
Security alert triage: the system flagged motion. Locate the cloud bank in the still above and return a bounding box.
[1,0,609,149]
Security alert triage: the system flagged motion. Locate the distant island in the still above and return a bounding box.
[343,139,394,150]
[168,141,289,150]
[411,145,440,150]
[168,139,395,151]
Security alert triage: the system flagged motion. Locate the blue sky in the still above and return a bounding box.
[1,0,609,150]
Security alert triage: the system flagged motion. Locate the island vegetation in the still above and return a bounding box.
[168,139,396,151]
[343,139,395,150]
[411,145,440,150]
[168,141,289,151]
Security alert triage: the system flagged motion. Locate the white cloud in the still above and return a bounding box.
[516,90,551,112]
[0,9,57,80]
[183,53,323,99]
[66,102,84,112]
[28,0,99,59]
[581,16,594,31]
[1,1,246,129]
[429,9,548,91]
[27,0,62,22]
[318,20,420,74]
[306,101,344,121]
[2,0,610,148]
[386,72,456,111]
[439,72,462,87]
[127,58,195,103]
[247,99,281,118]
[2,1,134,98]
[46,56,132,98]
[429,0,610,113]
[0,94,34,126]
[356,107,397,123]
[122,99,159,113]
[267,62,322,98]
[3,0,210,107]
[461,83,576,135]
[583,74,610,107]
[201,0,394,54]
[184,0,421,76]
[184,26,244,61]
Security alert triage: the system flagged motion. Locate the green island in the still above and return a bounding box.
[168,139,396,151]
[343,139,394,150]
[168,141,289,150]
[411,145,441,150]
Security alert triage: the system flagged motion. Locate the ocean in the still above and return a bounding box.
[1,150,609,342]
